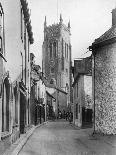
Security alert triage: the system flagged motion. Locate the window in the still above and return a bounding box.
[62,38,63,54]
[53,42,56,57]
[49,43,52,58]
[76,104,78,119]
[77,83,78,97]
[0,37,2,53]
[0,5,4,55]
[51,67,54,73]
[65,43,66,58]
[21,8,23,41]
[50,79,54,84]
[14,85,18,124]
[79,105,80,113]
[62,39,64,70]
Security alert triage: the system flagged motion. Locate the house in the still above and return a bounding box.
[72,56,92,128]
[89,7,116,134]
[30,53,46,125]
[0,0,34,152]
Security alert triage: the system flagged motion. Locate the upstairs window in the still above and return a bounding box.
[20,7,24,42]
[0,4,4,55]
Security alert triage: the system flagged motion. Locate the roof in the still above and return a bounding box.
[74,56,92,77]
[94,25,116,45]
[72,56,92,87]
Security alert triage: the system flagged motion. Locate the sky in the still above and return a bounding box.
[28,0,116,66]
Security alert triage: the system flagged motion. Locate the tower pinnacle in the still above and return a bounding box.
[60,14,63,23]
[68,20,70,29]
[44,16,47,27]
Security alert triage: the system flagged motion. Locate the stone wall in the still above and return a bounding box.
[95,43,116,134]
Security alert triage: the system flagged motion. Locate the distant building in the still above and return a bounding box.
[30,53,41,125]
[42,15,72,116]
[72,56,92,127]
[90,7,116,134]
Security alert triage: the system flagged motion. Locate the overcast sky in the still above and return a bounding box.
[28,0,116,66]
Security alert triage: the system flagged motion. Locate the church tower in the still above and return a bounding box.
[42,15,72,112]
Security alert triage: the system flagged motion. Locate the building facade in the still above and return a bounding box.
[0,0,33,152]
[30,53,46,125]
[72,57,92,127]
[42,15,72,116]
[90,8,116,134]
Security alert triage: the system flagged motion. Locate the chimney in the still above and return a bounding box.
[112,8,116,26]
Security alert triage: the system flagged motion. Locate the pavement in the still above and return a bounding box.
[3,120,116,155]
[3,122,47,155]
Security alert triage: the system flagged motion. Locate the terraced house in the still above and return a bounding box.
[0,0,33,153]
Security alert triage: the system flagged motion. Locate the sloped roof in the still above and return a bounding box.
[94,25,116,45]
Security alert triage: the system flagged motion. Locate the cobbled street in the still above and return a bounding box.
[18,120,116,155]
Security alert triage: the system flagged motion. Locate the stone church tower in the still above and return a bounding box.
[42,15,72,113]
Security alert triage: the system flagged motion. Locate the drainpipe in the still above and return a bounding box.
[89,46,95,135]
[92,49,95,134]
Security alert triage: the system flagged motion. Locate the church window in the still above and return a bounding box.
[49,43,52,58]
[53,42,56,57]
[51,67,54,73]
[62,38,64,54]
[50,78,54,84]
[62,39,64,70]
[66,68,68,76]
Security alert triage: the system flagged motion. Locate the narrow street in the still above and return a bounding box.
[18,120,116,155]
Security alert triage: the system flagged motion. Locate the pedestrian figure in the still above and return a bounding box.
[66,111,69,121]
[68,111,73,124]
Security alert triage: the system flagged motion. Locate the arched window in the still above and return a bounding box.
[53,42,56,58]
[50,78,54,84]
[65,43,66,58]
[51,67,54,73]
[49,43,52,58]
